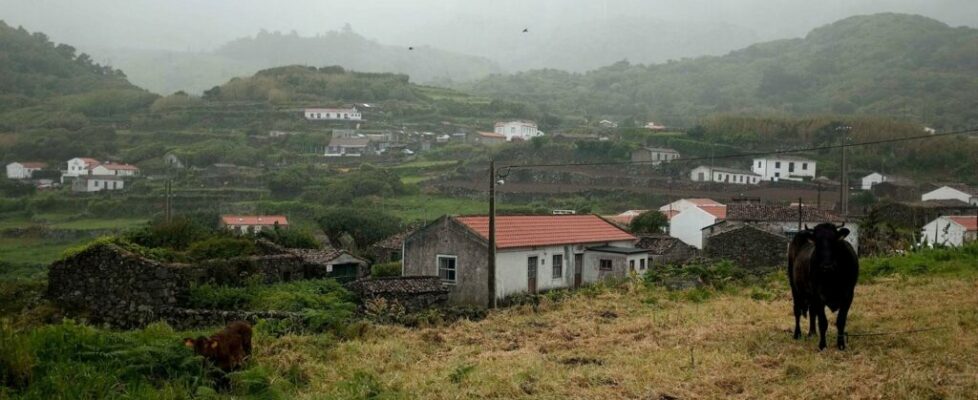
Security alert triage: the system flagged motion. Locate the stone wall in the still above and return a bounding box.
[160,308,305,331]
[46,243,351,329]
[346,276,448,313]
[703,225,788,270]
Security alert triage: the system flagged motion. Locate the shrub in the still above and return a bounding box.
[370,261,402,277]
[259,228,320,249]
[125,217,215,251]
[187,237,257,261]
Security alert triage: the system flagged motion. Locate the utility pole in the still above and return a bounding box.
[487,159,497,309]
[837,125,852,218]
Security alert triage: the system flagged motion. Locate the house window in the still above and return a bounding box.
[552,254,563,279]
[599,259,613,271]
[697,172,704,181]
[775,172,780,178]
[789,162,795,173]
[757,161,761,168]
[802,163,808,170]
[640,259,646,270]
[775,161,781,168]
[437,255,457,284]
[629,259,635,272]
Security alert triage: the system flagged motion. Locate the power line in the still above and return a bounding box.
[496,127,978,173]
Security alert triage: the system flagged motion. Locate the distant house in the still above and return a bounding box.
[598,120,618,128]
[631,147,680,165]
[644,122,667,131]
[689,165,761,185]
[703,224,790,270]
[64,157,100,177]
[604,210,649,227]
[861,172,886,190]
[752,156,816,182]
[304,107,361,121]
[6,162,47,179]
[325,137,372,157]
[658,198,724,216]
[474,131,507,146]
[91,162,139,177]
[402,215,648,306]
[667,201,727,249]
[494,120,543,141]
[269,130,301,138]
[920,215,977,247]
[220,215,289,234]
[71,176,125,193]
[921,185,977,206]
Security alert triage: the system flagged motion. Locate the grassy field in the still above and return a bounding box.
[0,237,84,265]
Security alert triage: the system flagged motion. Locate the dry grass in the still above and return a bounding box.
[256,276,978,399]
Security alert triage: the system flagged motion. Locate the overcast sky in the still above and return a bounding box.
[2,0,976,53]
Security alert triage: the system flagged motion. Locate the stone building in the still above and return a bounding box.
[346,276,449,312]
[636,234,699,266]
[702,225,789,270]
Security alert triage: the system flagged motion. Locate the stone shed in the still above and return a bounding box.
[346,276,448,312]
[636,234,699,266]
[702,224,789,270]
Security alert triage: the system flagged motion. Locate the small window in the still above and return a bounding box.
[789,162,795,173]
[552,254,563,279]
[640,259,646,270]
[629,259,635,272]
[438,255,457,283]
[775,172,781,178]
[775,161,781,168]
[802,163,808,170]
[599,259,613,271]
[757,161,761,168]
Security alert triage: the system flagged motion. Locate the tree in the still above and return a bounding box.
[628,211,668,234]
[317,208,402,250]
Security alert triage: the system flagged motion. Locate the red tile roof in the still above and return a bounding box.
[78,158,101,167]
[948,216,977,231]
[699,205,727,219]
[100,162,139,171]
[455,215,636,249]
[221,215,289,226]
[689,198,723,206]
[477,131,506,138]
[18,162,48,169]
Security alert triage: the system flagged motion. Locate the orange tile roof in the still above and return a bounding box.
[100,162,139,171]
[18,162,48,169]
[78,158,101,167]
[221,215,289,226]
[689,198,723,206]
[948,216,977,231]
[455,215,636,250]
[477,131,506,138]
[699,205,727,219]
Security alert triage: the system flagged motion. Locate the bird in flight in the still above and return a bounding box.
[408,46,414,50]
[522,28,528,33]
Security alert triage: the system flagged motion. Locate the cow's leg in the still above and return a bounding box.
[816,305,829,351]
[807,307,816,337]
[792,299,803,339]
[836,302,850,350]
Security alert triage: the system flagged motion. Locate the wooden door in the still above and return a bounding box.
[527,256,538,294]
[574,253,583,288]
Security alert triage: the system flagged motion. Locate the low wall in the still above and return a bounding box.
[160,308,304,331]
[347,276,448,313]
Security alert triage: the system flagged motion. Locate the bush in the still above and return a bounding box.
[187,237,258,261]
[125,217,215,251]
[317,208,402,250]
[370,261,402,277]
[259,228,320,249]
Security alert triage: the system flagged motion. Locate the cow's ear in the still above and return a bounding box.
[183,338,195,348]
[837,228,850,240]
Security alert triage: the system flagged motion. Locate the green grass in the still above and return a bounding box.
[49,218,147,230]
[399,176,432,185]
[389,160,458,170]
[0,237,87,266]
[860,242,978,281]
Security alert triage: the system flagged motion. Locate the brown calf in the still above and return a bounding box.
[183,320,253,371]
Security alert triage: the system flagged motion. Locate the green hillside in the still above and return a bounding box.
[461,13,978,129]
[0,21,157,130]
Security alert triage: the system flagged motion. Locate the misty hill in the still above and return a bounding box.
[461,13,978,129]
[411,15,761,72]
[94,27,502,95]
[0,21,156,129]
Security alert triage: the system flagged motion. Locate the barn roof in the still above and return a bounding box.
[947,216,977,231]
[220,215,289,226]
[454,215,636,250]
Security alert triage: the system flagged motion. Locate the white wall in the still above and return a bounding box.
[922,186,972,203]
[65,158,92,177]
[6,163,33,179]
[670,207,717,249]
[752,158,816,181]
[494,121,542,141]
[920,217,969,247]
[861,173,885,190]
[77,178,124,192]
[305,108,362,121]
[493,240,636,299]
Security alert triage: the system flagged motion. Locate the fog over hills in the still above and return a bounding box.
[2,0,977,94]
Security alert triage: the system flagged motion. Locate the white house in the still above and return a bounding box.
[494,120,543,141]
[599,120,618,128]
[921,185,977,205]
[220,215,289,234]
[860,172,886,190]
[689,166,761,185]
[752,156,816,182]
[71,176,125,192]
[658,198,724,216]
[631,147,680,165]
[668,202,727,249]
[64,157,100,177]
[920,215,977,247]
[644,122,667,131]
[91,162,139,177]
[325,137,371,157]
[402,215,649,306]
[304,107,362,121]
[6,162,47,179]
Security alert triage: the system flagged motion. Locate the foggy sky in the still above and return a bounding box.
[2,0,977,62]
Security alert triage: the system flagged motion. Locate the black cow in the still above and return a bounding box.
[787,229,815,340]
[789,223,859,350]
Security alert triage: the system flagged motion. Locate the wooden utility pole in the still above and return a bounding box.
[838,125,851,218]
[798,197,803,231]
[487,159,497,309]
